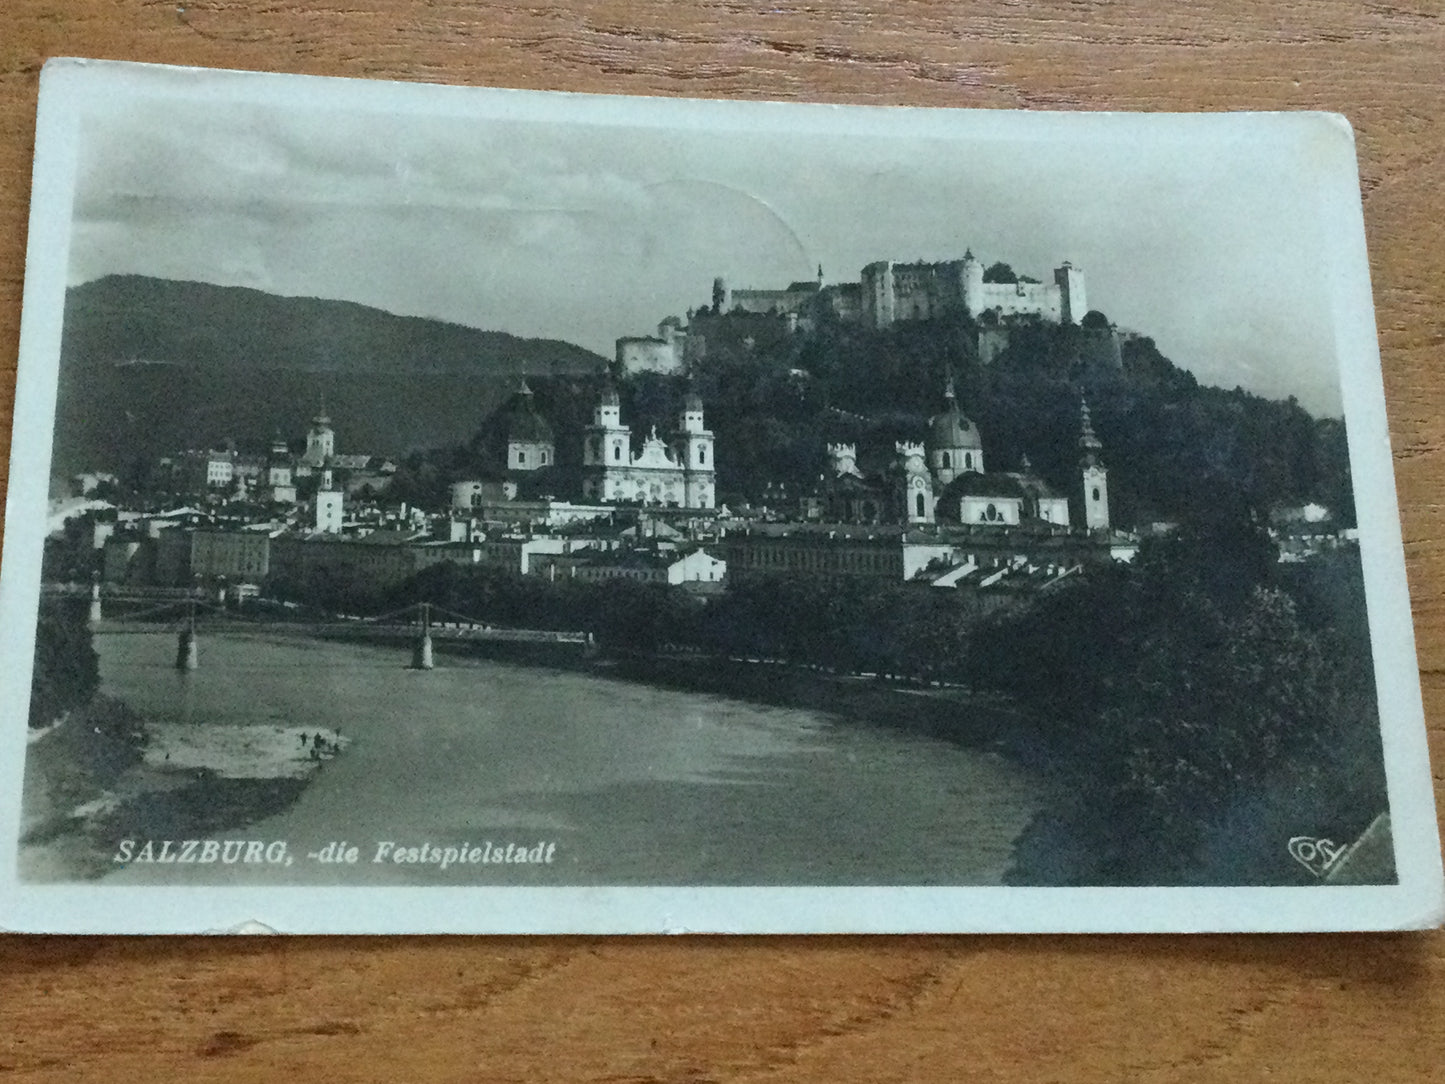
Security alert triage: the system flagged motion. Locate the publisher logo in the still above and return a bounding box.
[1287,836,1346,879]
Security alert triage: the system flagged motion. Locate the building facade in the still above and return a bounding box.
[860,252,1085,330]
[581,385,716,509]
[818,381,1109,534]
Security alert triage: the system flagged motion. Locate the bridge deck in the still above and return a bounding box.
[92,621,591,645]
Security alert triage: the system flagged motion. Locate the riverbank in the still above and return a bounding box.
[20,698,348,882]
[435,637,1056,769]
[33,628,1052,886]
[607,652,1034,747]
[277,619,1038,756]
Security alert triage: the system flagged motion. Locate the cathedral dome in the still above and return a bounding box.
[928,378,982,451]
[929,403,982,450]
[505,380,554,443]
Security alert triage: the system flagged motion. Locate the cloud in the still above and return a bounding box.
[66,95,1347,416]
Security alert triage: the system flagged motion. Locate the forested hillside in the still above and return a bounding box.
[409,304,1354,526]
[54,276,609,478]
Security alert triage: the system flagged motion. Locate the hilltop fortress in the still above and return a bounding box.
[616,251,1088,374]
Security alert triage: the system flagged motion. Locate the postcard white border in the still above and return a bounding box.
[0,59,1440,934]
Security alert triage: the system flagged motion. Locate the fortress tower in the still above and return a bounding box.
[1079,398,1110,531]
[860,262,896,328]
[1055,261,1087,325]
[960,249,985,317]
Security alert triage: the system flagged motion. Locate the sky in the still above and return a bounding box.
[66,87,1349,416]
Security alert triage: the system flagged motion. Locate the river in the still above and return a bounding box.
[99,632,1043,886]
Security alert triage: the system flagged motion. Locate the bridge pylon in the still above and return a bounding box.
[176,597,198,671]
[411,602,435,671]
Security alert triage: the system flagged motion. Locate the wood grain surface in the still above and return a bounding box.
[1,2,1443,1080]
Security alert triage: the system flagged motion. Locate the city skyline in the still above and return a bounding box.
[67,92,1347,416]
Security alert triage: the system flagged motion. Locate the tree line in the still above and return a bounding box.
[970,497,1386,885]
[265,557,1019,681]
[29,600,100,728]
[390,305,1357,532]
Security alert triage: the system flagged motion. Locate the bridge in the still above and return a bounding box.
[70,583,592,671]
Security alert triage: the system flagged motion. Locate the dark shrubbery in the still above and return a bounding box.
[29,601,100,728]
[969,505,1388,885]
[268,560,1016,683]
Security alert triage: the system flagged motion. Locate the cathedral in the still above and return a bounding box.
[450,379,717,513]
[582,382,716,509]
[815,380,1109,532]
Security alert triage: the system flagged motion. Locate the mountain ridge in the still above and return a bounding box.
[53,275,608,475]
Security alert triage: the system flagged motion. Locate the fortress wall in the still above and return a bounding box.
[617,337,683,375]
[976,281,1063,320]
[729,288,812,315]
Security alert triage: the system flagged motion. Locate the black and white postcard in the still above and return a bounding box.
[0,59,1440,933]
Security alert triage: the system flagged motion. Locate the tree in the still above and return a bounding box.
[983,262,1018,284]
[974,497,1371,884]
[29,602,100,727]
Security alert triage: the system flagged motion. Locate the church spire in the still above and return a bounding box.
[1079,397,1103,465]
[1079,396,1110,531]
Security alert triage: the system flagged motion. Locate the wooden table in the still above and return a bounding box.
[1,3,1442,1079]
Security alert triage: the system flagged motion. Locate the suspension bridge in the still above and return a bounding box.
[69,584,593,670]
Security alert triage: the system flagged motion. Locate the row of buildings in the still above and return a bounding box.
[153,406,396,506]
[85,372,1127,600]
[94,510,729,593]
[456,372,1112,534]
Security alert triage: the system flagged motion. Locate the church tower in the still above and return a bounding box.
[678,388,715,509]
[1079,398,1110,531]
[928,376,985,485]
[504,378,555,471]
[893,441,935,526]
[264,432,297,504]
[303,399,335,467]
[583,379,631,502]
[828,442,861,478]
[315,465,343,534]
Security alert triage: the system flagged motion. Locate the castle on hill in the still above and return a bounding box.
[616,251,1087,374]
[723,250,1085,329]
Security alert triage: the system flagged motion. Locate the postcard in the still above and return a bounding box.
[0,59,1439,933]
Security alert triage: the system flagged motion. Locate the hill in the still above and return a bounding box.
[452,305,1354,528]
[52,276,608,476]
